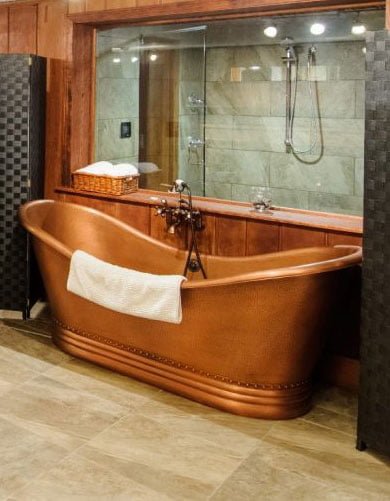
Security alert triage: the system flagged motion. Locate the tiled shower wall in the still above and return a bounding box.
[178,48,205,196]
[204,41,365,214]
[95,36,139,165]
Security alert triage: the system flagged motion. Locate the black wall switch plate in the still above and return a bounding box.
[120,122,131,138]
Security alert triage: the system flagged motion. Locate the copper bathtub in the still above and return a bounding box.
[20,200,362,419]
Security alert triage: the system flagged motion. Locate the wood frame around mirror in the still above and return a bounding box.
[69,0,384,186]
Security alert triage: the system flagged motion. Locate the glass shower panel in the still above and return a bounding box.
[138,27,206,193]
[95,32,141,170]
[94,26,206,194]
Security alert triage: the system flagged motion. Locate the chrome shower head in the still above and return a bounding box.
[280,38,297,62]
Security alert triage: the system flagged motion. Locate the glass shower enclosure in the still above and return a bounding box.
[95,25,206,196]
[94,9,385,215]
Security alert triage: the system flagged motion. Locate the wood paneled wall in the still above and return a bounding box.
[58,190,362,256]
[0,0,72,200]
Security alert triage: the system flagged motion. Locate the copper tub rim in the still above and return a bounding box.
[19,199,362,289]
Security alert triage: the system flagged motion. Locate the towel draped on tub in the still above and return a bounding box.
[67,250,187,324]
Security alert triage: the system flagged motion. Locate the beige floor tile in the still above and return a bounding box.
[2,318,53,338]
[0,354,40,386]
[1,320,389,501]
[313,384,358,417]
[7,453,172,501]
[0,416,68,498]
[209,446,367,501]
[261,419,390,497]
[137,387,231,419]
[0,375,130,449]
[0,325,71,374]
[301,405,357,436]
[139,405,272,455]
[0,379,14,395]
[79,446,215,501]
[80,411,245,489]
[44,358,161,410]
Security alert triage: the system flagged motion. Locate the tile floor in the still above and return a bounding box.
[0,309,389,500]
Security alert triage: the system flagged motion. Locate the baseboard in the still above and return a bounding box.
[318,355,360,391]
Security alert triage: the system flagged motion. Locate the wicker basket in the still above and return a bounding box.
[72,172,139,196]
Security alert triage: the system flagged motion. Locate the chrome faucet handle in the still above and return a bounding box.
[188,136,205,149]
[249,188,273,213]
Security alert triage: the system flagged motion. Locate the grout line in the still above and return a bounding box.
[207,441,258,501]
[4,395,137,500]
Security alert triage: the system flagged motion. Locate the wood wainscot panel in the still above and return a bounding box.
[137,0,161,6]
[150,207,188,249]
[105,0,137,9]
[9,4,37,54]
[0,7,8,53]
[38,0,72,199]
[246,219,280,255]
[60,192,117,216]
[70,23,95,172]
[327,231,363,247]
[86,0,106,11]
[215,216,247,256]
[281,224,326,250]
[68,0,86,14]
[115,203,151,234]
[195,214,216,255]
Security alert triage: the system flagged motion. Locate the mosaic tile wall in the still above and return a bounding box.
[204,41,365,214]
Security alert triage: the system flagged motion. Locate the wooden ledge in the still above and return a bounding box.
[56,186,363,235]
[68,0,385,26]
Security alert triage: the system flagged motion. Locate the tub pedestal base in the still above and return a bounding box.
[53,323,312,420]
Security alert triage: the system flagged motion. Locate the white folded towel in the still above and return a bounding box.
[75,161,138,177]
[67,250,187,324]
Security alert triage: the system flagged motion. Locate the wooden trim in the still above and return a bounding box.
[318,355,360,391]
[56,186,363,235]
[69,0,384,25]
[70,23,95,172]
[387,0,390,28]
[89,28,97,162]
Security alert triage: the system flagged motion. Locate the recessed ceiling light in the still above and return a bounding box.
[112,57,121,64]
[249,65,261,71]
[131,56,139,63]
[352,23,366,35]
[150,53,158,62]
[111,47,123,53]
[264,25,277,38]
[310,23,325,35]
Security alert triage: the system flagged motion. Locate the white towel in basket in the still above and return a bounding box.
[75,161,138,177]
[67,250,186,324]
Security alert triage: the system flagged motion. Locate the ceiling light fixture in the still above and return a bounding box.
[249,65,261,71]
[131,56,139,63]
[150,53,158,62]
[310,23,325,35]
[112,57,121,64]
[352,19,366,35]
[264,25,277,38]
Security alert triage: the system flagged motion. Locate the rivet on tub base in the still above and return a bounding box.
[53,319,312,420]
